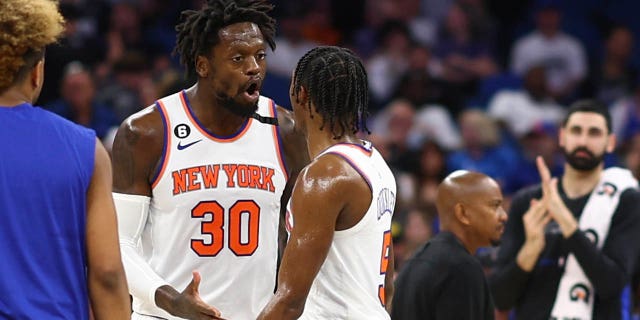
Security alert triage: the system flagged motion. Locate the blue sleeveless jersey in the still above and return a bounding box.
[0,103,95,319]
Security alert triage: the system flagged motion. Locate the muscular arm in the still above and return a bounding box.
[86,138,131,319]
[111,107,180,311]
[489,188,536,309]
[276,106,309,257]
[112,106,163,195]
[112,107,221,319]
[111,106,169,302]
[258,155,359,320]
[567,189,640,299]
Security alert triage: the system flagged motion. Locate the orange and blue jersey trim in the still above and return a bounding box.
[151,100,172,189]
[335,141,374,157]
[179,90,253,143]
[325,150,372,192]
[269,99,289,178]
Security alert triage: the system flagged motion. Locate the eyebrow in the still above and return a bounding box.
[569,124,605,132]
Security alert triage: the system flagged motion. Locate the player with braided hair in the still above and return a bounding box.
[258,46,396,319]
[290,46,370,138]
[111,0,307,319]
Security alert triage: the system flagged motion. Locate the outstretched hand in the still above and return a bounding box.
[165,271,225,320]
[536,156,578,238]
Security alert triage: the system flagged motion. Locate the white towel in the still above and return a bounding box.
[550,167,638,320]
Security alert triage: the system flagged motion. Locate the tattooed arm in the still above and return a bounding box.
[111,106,222,319]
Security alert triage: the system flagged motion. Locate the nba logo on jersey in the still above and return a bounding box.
[377,188,395,220]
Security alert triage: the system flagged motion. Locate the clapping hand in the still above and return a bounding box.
[536,156,578,238]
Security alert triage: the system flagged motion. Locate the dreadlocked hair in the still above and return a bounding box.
[173,0,276,78]
[292,46,370,139]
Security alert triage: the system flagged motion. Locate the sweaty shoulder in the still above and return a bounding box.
[301,153,365,194]
[111,104,164,193]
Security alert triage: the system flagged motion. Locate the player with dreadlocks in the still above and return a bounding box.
[111,0,307,319]
[258,46,396,320]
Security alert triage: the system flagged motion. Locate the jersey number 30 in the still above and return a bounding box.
[190,200,260,257]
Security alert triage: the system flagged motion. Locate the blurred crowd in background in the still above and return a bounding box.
[41,0,640,315]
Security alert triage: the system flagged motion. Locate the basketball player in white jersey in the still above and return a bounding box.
[110,1,307,319]
[258,46,397,319]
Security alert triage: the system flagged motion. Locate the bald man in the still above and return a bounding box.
[391,171,507,320]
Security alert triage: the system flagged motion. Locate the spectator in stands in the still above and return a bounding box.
[447,109,521,194]
[397,206,435,270]
[583,26,637,105]
[393,45,449,108]
[96,51,153,122]
[367,20,413,108]
[511,121,564,191]
[372,99,419,172]
[610,78,640,146]
[46,62,118,140]
[267,14,317,79]
[414,140,449,207]
[510,2,587,102]
[40,2,106,105]
[434,2,498,116]
[488,64,565,139]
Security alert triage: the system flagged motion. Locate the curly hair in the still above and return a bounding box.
[173,0,276,78]
[0,0,64,93]
[292,46,370,139]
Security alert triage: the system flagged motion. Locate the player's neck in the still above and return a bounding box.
[307,130,361,159]
[561,164,603,198]
[0,86,33,107]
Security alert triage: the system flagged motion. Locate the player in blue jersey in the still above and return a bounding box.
[0,0,130,318]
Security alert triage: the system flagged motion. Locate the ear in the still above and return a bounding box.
[558,127,565,148]
[195,55,209,78]
[31,59,44,90]
[454,203,471,226]
[606,133,616,153]
[295,85,309,106]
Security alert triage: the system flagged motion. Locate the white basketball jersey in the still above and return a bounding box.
[135,91,288,319]
[286,141,396,320]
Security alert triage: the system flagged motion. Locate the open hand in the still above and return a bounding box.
[169,271,225,320]
[536,156,578,238]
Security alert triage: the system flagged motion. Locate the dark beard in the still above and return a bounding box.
[562,146,604,171]
[217,93,258,118]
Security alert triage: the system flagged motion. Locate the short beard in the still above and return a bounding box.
[562,146,605,171]
[217,93,258,118]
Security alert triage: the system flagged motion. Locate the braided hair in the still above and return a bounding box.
[173,0,276,78]
[292,46,370,139]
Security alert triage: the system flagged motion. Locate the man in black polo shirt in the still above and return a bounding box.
[392,171,507,320]
[490,100,640,319]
